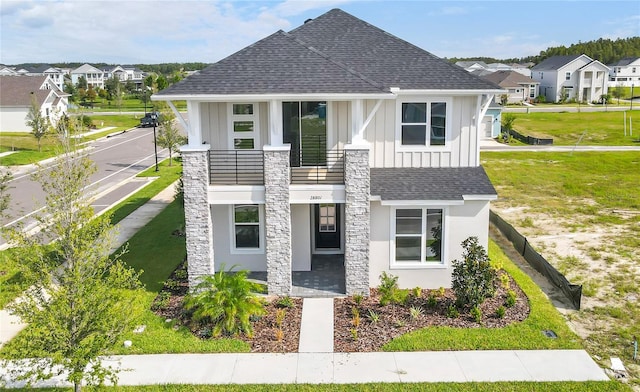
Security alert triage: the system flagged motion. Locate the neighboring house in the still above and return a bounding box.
[70,63,105,89]
[455,61,488,73]
[25,64,69,91]
[480,102,502,139]
[0,66,19,75]
[152,9,502,295]
[481,71,539,104]
[608,57,640,87]
[531,54,609,103]
[0,75,69,132]
[457,61,531,77]
[103,65,146,87]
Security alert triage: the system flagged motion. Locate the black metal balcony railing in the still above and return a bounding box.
[209,150,264,185]
[208,149,345,185]
[290,150,344,184]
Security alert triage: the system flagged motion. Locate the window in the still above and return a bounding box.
[232,204,262,250]
[565,72,571,81]
[283,101,327,166]
[393,208,443,265]
[633,67,637,73]
[400,101,448,147]
[229,103,259,149]
[318,203,336,232]
[529,85,536,98]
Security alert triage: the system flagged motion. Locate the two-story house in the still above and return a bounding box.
[70,63,105,89]
[531,54,609,103]
[153,9,502,296]
[0,75,69,132]
[608,57,640,87]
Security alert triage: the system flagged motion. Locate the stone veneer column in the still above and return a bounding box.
[181,146,214,289]
[263,145,292,295]
[344,145,370,296]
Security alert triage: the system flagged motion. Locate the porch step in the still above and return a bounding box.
[298,298,334,353]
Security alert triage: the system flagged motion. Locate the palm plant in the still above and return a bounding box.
[184,265,265,338]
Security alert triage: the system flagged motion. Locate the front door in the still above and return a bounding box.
[314,204,341,251]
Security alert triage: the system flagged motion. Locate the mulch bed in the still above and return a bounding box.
[152,261,529,353]
[334,272,530,352]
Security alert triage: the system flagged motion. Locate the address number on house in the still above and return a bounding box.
[310,196,323,200]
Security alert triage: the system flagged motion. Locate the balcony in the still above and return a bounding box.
[208,149,344,185]
[209,150,264,185]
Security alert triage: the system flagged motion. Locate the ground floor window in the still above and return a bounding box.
[232,204,262,251]
[393,208,443,265]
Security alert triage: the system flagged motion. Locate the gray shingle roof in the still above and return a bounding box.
[370,167,497,201]
[481,71,538,88]
[0,75,50,106]
[531,55,584,71]
[157,9,501,97]
[608,57,639,67]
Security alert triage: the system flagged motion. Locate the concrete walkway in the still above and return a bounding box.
[1,350,609,387]
[298,298,334,353]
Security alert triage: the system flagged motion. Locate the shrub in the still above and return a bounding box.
[499,273,511,289]
[496,306,506,319]
[183,265,266,338]
[367,309,380,324]
[451,237,497,309]
[353,293,363,305]
[426,293,438,308]
[409,306,423,320]
[471,305,482,323]
[378,271,399,306]
[276,296,294,308]
[275,308,286,327]
[505,290,517,308]
[351,306,361,327]
[412,287,422,298]
[446,305,459,319]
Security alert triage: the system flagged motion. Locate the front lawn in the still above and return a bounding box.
[508,110,640,145]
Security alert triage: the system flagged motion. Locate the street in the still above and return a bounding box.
[1,126,170,248]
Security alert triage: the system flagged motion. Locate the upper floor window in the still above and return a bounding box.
[399,100,448,148]
[565,72,571,81]
[633,67,637,73]
[392,208,444,266]
[229,103,259,149]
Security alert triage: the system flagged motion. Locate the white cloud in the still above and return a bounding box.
[1,0,356,64]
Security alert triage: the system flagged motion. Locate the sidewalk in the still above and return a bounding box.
[1,349,608,388]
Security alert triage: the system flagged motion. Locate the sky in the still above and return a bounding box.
[1,0,639,65]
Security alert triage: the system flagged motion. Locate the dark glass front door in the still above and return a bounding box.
[314,204,341,249]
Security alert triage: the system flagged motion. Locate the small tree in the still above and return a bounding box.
[611,84,623,105]
[451,237,497,309]
[2,123,144,391]
[500,113,516,143]
[25,96,48,152]
[500,94,509,106]
[156,115,186,166]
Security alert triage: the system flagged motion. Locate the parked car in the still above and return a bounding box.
[139,112,162,127]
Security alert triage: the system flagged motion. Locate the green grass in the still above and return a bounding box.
[383,240,582,351]
[0,114,140,165]
[482,150,640,379]
[108,158,183,225]
[508,110,640,145]
[107,200,249,354]
[481,151,640,213]
[70,98,187,113]
[14,381,631,391]
[0,248,35,308]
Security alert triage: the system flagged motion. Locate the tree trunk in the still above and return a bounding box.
[74,382,81,392]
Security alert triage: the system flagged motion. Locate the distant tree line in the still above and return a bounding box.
[448,36,640,66]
